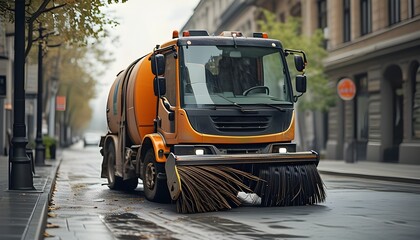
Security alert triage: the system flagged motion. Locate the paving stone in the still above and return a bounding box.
[0,156,60,240]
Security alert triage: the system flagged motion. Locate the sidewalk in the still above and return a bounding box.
[0,154,60,240]
[318,159,420,184]
[1,153,420,240]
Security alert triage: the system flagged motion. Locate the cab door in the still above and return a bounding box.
[157,49,178,142]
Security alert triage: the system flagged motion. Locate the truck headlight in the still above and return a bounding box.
[278,147,287,153]
[195,149,204,155]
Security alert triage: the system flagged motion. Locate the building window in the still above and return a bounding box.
[343,0,351,42]
[317,0,327,29]
[279,12,285,23]
[0,20,7,58]
[290,2,302,17]
[318,0,328,48]
[360,0,372,35]
[389,0,401,25]
[408,0,416,18]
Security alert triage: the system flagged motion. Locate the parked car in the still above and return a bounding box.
[83,132,101,147]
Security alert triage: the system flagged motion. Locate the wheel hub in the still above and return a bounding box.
[145,162,156,190]
[107,154,115,183]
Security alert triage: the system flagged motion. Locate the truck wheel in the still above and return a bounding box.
[143,149,171,203]
[123,178,138,192]
[106,142,123,190]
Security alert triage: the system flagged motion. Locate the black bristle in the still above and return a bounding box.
[255,164,326,207]
[174,164,326,213]
[176,166,259,213]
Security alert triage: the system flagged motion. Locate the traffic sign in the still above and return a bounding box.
[337,78,356,101]
[56,96,66,111]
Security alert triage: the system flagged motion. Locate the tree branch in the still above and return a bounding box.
[0,6,14,12]
[42,3,66,14]
[25,0,32,7]
[25,0,51,57]
[25,21,34,58]
[28,0,51,23]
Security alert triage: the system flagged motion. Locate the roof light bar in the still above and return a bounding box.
[182,30,209,37]
[253,32,269,38]
[172,30,179,39]
[219,31,243,37]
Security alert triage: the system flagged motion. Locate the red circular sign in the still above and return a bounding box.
[337,78,356,100]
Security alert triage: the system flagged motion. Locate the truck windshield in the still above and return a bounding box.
[181,45,292,108]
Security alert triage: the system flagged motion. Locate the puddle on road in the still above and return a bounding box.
[178,216,308,239]
[183,216,256,235]
[102,213,176,240]
[268,224,292,229]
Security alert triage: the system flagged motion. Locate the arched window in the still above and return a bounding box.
[411,61,420,138]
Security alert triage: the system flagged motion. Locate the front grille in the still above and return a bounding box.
[214,143,270,154]
[211,116,270,132]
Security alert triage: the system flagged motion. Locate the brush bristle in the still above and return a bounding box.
[175,166,259,213]
[254,164,326,206]
[175,164,325,213]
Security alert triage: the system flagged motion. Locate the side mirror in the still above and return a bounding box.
[296,75,307,93]
[294,54,305,72]
[154,76,166,96]
[151,54,165,75]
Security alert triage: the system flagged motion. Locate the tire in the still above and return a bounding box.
[143,149,171,203]
[122,178,138,192]
[106,142,123,190]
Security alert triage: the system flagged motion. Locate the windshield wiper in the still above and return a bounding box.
[215,94,257,113]
[256,103,290,112]
[233,102,258,113]
[211,103,257,113]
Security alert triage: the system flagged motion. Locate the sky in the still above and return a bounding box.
[88,0,200,132]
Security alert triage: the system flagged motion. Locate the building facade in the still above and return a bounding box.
[182,0,258,36]
[184,0,420,164]
[0,19,38,156]
[317,0,420,164]
[0,20,13,156]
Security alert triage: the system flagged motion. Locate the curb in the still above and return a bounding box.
[319,170,420,185]
[23,157,62,240]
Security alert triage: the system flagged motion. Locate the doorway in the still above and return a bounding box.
[354,74,369,160]
[410,61,420,139]
[383,65,403,162]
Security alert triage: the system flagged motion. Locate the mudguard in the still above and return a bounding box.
[101,134,123,178]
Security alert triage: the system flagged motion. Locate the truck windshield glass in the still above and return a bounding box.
[181,45,292,108]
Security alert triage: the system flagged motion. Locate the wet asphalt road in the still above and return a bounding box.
[46,142,420,240]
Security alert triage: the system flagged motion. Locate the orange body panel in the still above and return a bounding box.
[107,54,158,145]
[127,55,157,144]
[175,109,295,145]
[145,133,171,163]
[126,62,142,144]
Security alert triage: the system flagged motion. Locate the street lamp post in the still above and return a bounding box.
[34,23,46,166]
[48,46,61,139]
[48,76,58,138]
[9,0,35,190]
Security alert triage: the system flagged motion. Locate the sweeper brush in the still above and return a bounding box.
[254,164,326,207]
[166,152,326,214]
[175,166,260,213]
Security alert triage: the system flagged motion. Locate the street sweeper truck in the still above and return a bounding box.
[99,30,325,213]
